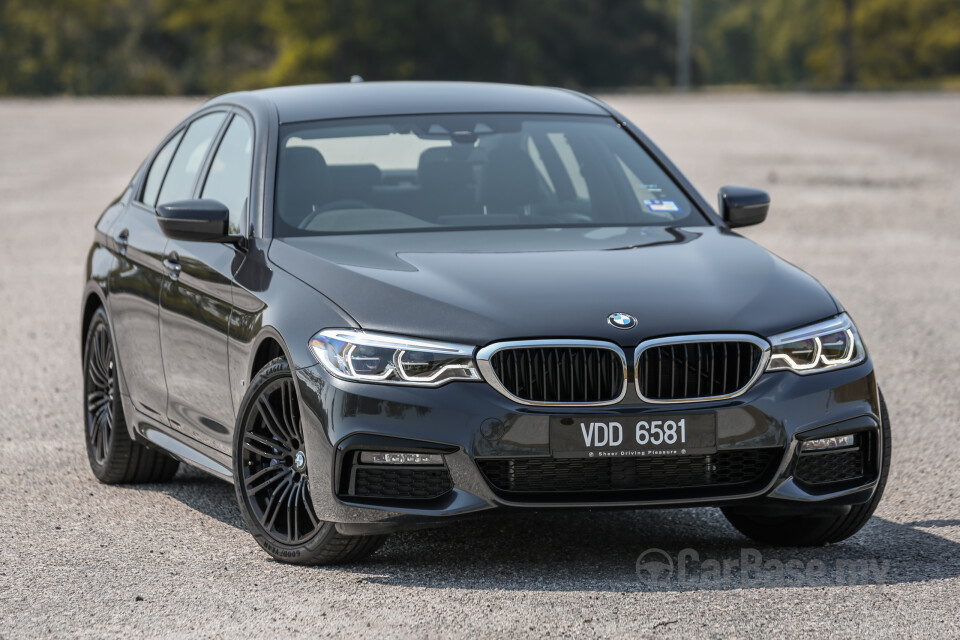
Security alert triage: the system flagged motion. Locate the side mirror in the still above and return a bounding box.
[718,186,769,228]
[157,199,230,242]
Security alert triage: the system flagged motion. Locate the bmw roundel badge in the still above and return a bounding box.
[607,312,637,330]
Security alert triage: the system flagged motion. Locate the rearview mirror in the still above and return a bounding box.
[718,186,769,228]
[156,199,230,242]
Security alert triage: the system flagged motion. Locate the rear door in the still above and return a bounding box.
[107,128,184,424]
[158,111,253,452]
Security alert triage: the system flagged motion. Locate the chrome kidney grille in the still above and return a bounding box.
[478,341,627,405]
[636,337,767,403]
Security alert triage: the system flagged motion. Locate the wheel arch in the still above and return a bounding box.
[80,287,107,351]
[247,326,299,382]
[240,327,314,457]
[80,281,140,441]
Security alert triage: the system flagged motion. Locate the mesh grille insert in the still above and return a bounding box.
[351,467,452,499]
[795,449,865,485]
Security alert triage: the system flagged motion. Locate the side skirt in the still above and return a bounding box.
[125,398,233,482]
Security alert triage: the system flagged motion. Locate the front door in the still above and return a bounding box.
[159,242,237,451]
[159,112,254,451]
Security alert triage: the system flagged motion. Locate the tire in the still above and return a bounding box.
[233,356,387,565]
[83,307,180,484]
[722,389,891,546]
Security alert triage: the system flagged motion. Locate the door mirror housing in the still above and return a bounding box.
[718,186,770,228]
[156,199,230,242]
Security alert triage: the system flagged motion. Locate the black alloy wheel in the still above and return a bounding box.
[83,306,180,484]
[234,357,387,564]
[85,318,116,465]
[238,374,321,544]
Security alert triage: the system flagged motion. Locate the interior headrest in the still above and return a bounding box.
[276,147,327,226]
[418,146,475,190]
[479,147,544,209]
[327,164,381,190]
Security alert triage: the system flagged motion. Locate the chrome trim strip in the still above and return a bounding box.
[633,333,771,405]
[476,339,629,407]
[141,427,232,481]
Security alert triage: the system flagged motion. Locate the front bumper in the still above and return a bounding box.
[295,357,882,532]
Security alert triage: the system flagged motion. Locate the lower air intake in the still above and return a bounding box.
[477,448,780,501]
[340,452,453,501]
[795,449,865,485]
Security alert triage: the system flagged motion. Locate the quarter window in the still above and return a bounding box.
[142,130,183,207]
[156,112,226,206]
[202,116,253,236]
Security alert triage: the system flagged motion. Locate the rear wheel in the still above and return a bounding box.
[233,357,387,564]
[722,389,891,546]
[83,307,179,484]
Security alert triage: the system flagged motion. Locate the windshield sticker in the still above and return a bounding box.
[643,199,681,213]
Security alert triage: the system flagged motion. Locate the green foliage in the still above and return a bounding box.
[0,0,958,95]
[814,0,960,86]
[696,0,830,86]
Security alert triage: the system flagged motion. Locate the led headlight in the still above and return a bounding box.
[309,329,480,386]
[766,313,866,375]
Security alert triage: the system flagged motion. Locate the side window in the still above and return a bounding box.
[156,112,226,206]
[142,130,183,207]
[201,116,253,236]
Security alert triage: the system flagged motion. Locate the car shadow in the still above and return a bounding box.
[135,468,960,592]
[126,465,247,531]
[355,509,960,592]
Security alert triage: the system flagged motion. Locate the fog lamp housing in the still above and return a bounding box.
[358,451,444,465]
[800,434,856,452]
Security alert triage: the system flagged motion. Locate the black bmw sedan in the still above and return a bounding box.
[81,81,890,564]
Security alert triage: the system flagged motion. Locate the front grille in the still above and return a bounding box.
[477,448,780,501]
[795,449,864,485]
[350,467,453,500]
[487,346,624,404]
[637,340,763,401]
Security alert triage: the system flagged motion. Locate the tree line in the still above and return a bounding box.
[0,0,958,95]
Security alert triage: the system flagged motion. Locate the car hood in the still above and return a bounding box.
[270,226,840,347]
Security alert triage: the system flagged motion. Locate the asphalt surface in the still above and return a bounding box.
[1,93,959,639]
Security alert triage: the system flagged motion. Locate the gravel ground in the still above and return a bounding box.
[1,93,958,639]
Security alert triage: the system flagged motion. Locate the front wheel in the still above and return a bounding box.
[233,357,387,564]
[722,389,891,546]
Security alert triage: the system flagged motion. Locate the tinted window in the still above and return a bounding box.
[202,116,253,236]
[275,114,703,236]
[142,130,183,207]
[157,112,226,205]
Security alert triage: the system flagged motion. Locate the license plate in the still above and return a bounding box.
[550,414,717,459]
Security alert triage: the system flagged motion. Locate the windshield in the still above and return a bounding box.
[274,114,705,236]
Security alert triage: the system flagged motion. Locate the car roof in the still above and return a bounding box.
[223,81,610,124]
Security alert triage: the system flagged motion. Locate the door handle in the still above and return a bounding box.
[163,252,181,281]
[116,228,129,256]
